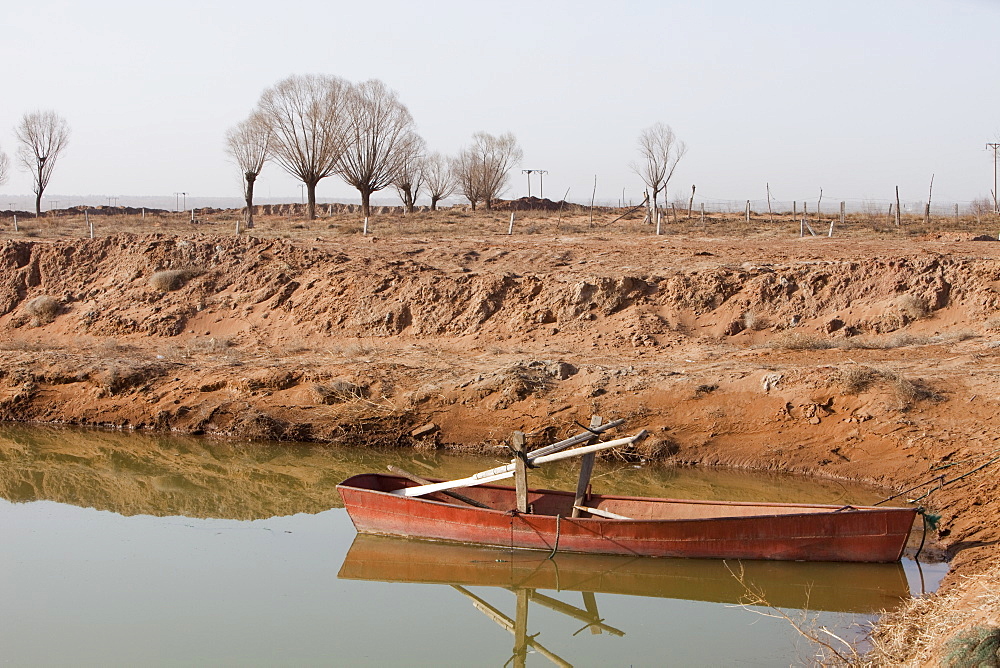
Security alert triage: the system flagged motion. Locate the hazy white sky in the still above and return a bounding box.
[1,0,998,208]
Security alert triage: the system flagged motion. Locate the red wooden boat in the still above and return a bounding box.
[337,473,918,563]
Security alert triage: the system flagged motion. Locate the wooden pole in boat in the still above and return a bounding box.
[451,586,571,668]
[386,465,490,509]
[513,588,529,668]
[582,592,605,636]
[572,415,603,518]
[512,431,529,513]
[527,418,624,460]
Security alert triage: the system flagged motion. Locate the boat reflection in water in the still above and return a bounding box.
[339,534,911,666]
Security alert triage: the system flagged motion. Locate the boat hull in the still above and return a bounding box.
[337,473,918,563]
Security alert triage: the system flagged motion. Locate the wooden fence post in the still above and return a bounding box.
[895,186,901,226]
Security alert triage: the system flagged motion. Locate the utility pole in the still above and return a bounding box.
[988,143,1000,213]
[521,169,548,198]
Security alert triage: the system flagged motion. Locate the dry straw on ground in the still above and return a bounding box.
[866,564,1000,666]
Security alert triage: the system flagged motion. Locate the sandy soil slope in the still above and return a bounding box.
[2,220,999,663]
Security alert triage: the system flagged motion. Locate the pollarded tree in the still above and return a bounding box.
[15,111,70,217]
[225,112,271,231]
[452,148,485,211]
[393,134,426,213]
[256,74,349,220]
[338,79,417,218]
[630,122,687,216]
[470,132,522,210]
[423,151,455,211]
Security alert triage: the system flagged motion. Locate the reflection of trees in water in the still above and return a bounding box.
[0,424,887,520]
[0,425,364,519]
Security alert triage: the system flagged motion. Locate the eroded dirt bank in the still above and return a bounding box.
[2,232,1000,663]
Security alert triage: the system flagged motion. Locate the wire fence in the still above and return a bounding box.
[594,194,997,217]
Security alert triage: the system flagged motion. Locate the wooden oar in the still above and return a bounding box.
[392,431,648,498]
[386,465,490,509]
[524,590,626,637]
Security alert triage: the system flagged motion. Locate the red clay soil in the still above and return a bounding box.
[2,229,999,662]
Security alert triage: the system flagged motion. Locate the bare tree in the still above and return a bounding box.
[15,111,70,217]
[337,79,416,218]
[452,148,485,210]
[256,74,349,220]
[451,132,522,211]
[630,122,687,216]
[472,132,523,210]
[0,146,9,188]
[225,112,271,231]
[423,151,456,211]
[393,134,425,213]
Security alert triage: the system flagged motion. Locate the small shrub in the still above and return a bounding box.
[742,311,769,331]
[943,626,1000,667]
[24,295,61,325]
[897,294,930,319]
[149,267,203,292]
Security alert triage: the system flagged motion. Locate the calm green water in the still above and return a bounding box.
[0,425,946,667]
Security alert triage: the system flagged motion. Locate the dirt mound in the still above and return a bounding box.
[492,196,577,211]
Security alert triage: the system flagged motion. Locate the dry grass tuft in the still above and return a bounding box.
[897,294,930,319]
[742,311,770,331]
[0,337,63,352]
[632,436,680,459]
[149,267,204,292]
[845,333,931,349]
[836,365,941,406]
[838,365,885,394]
[311,379,367,404]
[867,564,1000,666]
[769,332,837,350]
[158,337,236,360]
[24,295,61,325]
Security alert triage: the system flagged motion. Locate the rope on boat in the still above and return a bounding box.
[547,514,562,560]
[874,454,1000,507]
[913,507,941,562]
